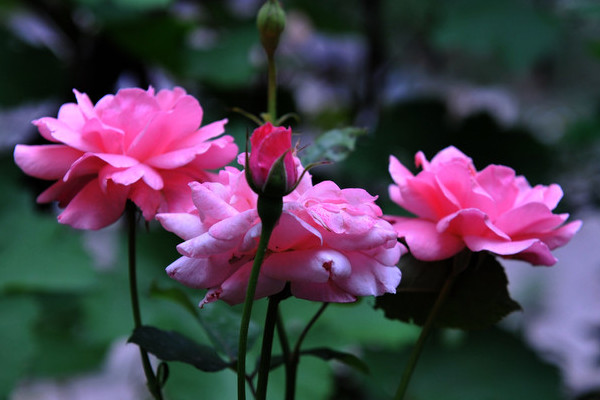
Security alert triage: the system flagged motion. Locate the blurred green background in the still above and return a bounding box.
[1,0,599,399]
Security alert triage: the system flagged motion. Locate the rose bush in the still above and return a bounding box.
[385,146,581,266]
[14,87,238,230]
[157,155,404,305]
[247,122,297,196]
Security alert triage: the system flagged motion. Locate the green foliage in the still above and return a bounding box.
[151,283,260,360]
[362,327,563,400]
[301,127,368,165]
[0,0,593,397]
[0,162,96,292]
[0,296,38,395]
[74,0,173,10]
[301,348,369,374]
[129,325,232,372]
[433,0,559,72]
[375,252,521,330]
[0,27,66,106]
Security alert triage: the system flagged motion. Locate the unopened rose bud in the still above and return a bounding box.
[257,0,286,58]
[246,122,297,197]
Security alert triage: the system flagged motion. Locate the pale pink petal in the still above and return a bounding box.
[539,219,582,250]
[367,241,405,266]
[290,281,357,303]
[397,172,452,220]
[56,180,128,230]
[207,262,286,305]
[494,203,567,237]
[320,220,397,251]
[64,153,139,183]
[428,146,474,172]
[145,146,204,170]
[184,136,239,170]
[80,118,124,154]
[157,212,205,240]
[268,212,322,251]
[476,165,519,215]
[98,88,161,150]
[37,175,92,206]
[166,254,242,289]
[56,102,85,130]
[387,216,464,261]
[261,249,352,283]
[517,183,564,210]
[463,235,538,256]
[104,164,163,190]
[335,252,402,296]
[14,144,83,180]
[127,94,202,160]
[155,87,189,110]
[414,150,430,169]
[33,117,98,151]
[502,241,557,266]
[177,210,256,257]
[177,119,228,146]
[73,89,97,119]
[239,223,261,253]
[158,170,202,214]
[437,208,510,240]
[389,155,414,187]
[189,181,239,222]
[129,181,162,220]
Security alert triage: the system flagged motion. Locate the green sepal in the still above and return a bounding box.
[261,149,292,197]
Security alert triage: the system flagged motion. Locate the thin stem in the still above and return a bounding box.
[285,302,329,400]
[256,292,286,399]
[276,311,292,373]
[237,219,277,400]
[293,302,329,355]
[126,202,163,400]
[393,269,457,400]
[267,53,277,121]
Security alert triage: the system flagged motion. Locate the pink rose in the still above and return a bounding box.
[14,87,238,230]
[157,156,404,305]
[386,146,581,266]
[248,122,298,196]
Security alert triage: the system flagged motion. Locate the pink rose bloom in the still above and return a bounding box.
[386,146,581,266]
[248,122,297,196]
[14,87,238,230]
[157,156,404,305]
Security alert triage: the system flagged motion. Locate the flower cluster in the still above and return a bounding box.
[14,86,582,308]
[14,87,237,230]
[157,155,404,305]
[385,146,581,266]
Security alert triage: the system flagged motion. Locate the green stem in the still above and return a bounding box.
[276,311,292,384]
[126,202,163,400]
[267,53,277,121]
[256,289,289,399]
[237,196,282,400]
[393,269,458,400]
[286,302,329,400]
[277,311,292,361]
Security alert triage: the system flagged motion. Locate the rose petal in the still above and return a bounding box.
[14,144,83,180]
[261,248,352,283]
[157,212,205,240]
[387,216,464,260]
[56,180,128,230]
[290,281,357,303]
